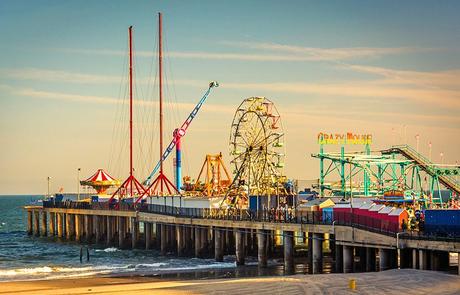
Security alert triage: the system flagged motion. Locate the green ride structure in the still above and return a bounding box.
[312,144,460,207]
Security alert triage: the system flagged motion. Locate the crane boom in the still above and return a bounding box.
[144,81,219,185]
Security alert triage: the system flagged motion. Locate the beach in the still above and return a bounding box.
[0,269,459,295]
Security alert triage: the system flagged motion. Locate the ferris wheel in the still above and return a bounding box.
[229,97,285,197]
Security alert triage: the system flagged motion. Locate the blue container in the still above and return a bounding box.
[249,196,268,211]
[424,209,460,237]
[249,196,258,211]
[91,195,99,202]
[54,194,64,202]
[322,207,334,224]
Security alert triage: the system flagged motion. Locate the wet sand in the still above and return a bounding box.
[0,269,459,295]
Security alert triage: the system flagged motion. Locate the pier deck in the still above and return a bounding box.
[25,202,460,275]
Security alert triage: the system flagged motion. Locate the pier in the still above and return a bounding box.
[25,202,460,275]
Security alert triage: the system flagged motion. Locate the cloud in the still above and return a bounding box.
[221,81,460,109]
[6,85,233,114]
[56,44,425,62]
[282,106,460,128]
[220,41,429,61]
[3,66,459,110]
[0,68,122,84]
[343,64,460,89]
[56,48,345,62]
[15,88,120,104]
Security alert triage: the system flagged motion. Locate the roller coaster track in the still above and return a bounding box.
[381,145,460,195]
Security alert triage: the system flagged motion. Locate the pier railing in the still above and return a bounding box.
[43,201,400,236]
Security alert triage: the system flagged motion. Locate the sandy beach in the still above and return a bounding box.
[0,269,459,295]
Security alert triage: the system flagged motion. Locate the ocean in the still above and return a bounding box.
[0,195,320,282]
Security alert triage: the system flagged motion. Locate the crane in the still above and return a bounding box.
[136,81,219,203]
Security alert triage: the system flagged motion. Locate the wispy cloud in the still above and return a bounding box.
[221,81,460,109]
[56,43,427,62]
[0,67,206,87]
[0,68,122,84]
[283,107,460,127]
[15,88,120,104]
[5,85,233,114]
[3,66,459,110]
[343,64,460,89]
[220,41,430,61]
[56,48,348,62]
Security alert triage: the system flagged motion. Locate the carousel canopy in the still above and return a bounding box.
[80,169,120,188]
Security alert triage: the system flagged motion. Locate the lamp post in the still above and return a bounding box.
[440,152,444,166]
[428,142,432,162]
[415,134,420,153]
[401,124,407,144]
[47,176,51,198]
[77,168,81,201]
[391,127,396,146]
[349,160,354,225]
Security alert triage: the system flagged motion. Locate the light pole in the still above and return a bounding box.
[349,160,354,225]
[77,168,81,201]
[415,134,420,153]
[428,142,432,162]
[401,124,407,144]
[456,161,459,183]
[391,127,396,146]
[47,176,51,198]
[440,152,444,166]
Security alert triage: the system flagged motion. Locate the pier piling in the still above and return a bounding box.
[400,248,412,268]
[145,222,152,249]
[343,245,353,273]
[106,216,112,246]
[131,218,139,249]
[235,228,245,265]
[335,244,343,272]
[57,213,63,238]
[283,231,294,273]
[312,233,323,274]
[27,210,33,235]
[365,247,376,272]
[257,229,267,268]
[214,228,224,262]
[194,226,201,257]
[176,225,185,256]
[160,224,167,255]
[379,248,390,271]
[94,216,100,243]
[33,210,40,236]
[118,216,126,249]
[49,212,55,236]
[419,249,428,270]
[75,215,83,242]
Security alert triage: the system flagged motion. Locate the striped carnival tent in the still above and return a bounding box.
[80,169,121,194]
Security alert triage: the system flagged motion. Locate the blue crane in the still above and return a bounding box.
[144,81,219,187]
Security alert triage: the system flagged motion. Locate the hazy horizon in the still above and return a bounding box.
[1,1,459,195]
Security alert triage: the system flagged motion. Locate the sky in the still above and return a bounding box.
[0,0,459,195]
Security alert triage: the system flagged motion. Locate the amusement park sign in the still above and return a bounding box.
[317,132,372,145]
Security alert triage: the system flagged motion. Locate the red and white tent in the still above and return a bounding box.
[80,169,120,194]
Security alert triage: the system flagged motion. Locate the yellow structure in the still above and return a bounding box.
[183,153,232,197]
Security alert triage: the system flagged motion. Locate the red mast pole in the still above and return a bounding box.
[158,12,164,194]
[129,25,133,196]
[109,25,149,206]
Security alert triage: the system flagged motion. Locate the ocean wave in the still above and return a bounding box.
[95,247,120,253]
[0,264,135,282]
[0,260,237,282]
[0,266,54,277]
[135,263,168,269]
